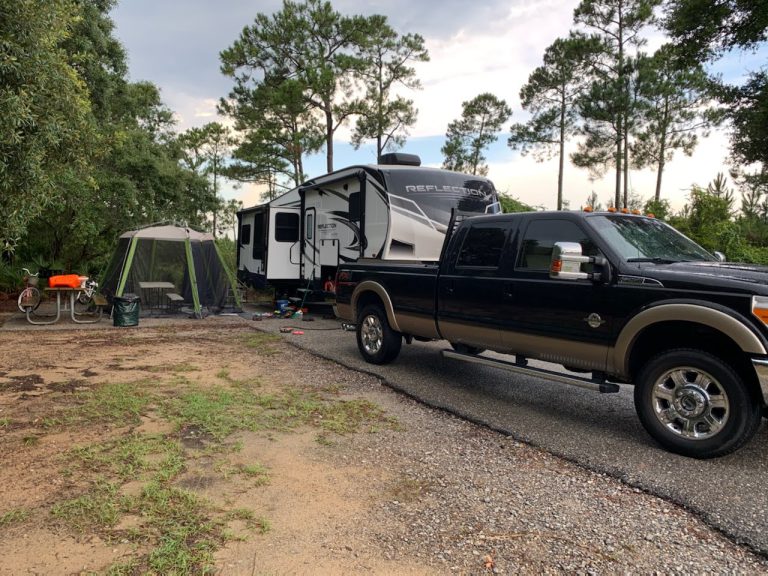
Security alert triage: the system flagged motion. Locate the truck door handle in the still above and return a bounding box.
[503,283,514,298]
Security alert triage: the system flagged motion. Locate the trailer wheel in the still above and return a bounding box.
[356,304,402,364]
[634,349,762,459]
[450,342,485,355]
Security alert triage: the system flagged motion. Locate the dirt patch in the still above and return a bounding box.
[47,378,87,393]
[0,319,423,575]
[3,374,44,392]
[0,317,766,575]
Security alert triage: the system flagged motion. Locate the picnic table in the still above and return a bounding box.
[24,287,105,325]
[138,281,175,314]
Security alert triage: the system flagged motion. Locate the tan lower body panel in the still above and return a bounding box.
[502,330,609,371]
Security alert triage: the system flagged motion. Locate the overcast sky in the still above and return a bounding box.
[111,0,765,210]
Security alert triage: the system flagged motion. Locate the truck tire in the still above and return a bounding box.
[450,342,485,355]
[634,349,762,459]
[356,304,402,364]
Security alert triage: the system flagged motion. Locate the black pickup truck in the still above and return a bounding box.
[335,210,768,458]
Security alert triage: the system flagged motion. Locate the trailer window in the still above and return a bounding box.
[275,213,299,242]
[252,213,265,259]
[456,225,506,268]
[348,192,361,222]
[240,224,251,245]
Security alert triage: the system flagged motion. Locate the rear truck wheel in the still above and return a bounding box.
[450,342,485,355]
[634,349,762,459]
[356,304,402,364]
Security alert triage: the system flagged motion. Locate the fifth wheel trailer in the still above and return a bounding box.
[236,153,501,295]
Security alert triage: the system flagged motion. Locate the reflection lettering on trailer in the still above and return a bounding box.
[404,184,495,202]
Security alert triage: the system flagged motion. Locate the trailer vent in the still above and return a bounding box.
[378,153,421,166]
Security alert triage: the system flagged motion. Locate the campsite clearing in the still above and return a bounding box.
[0,314,766,574]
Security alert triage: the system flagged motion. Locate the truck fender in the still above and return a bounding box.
[611,302,767,377]
[351,281,402,333]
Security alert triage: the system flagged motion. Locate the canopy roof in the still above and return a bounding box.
[119,225,213,241]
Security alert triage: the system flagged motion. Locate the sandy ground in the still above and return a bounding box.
[0,309,424,575]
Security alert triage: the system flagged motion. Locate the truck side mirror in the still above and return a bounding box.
[550,242,591,281]
[550,242,612,284]
[714,251,726,262]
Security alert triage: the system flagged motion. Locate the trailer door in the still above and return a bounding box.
[266,208,301,281]
[302,207,318,282]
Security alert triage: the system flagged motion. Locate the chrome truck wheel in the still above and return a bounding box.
[634,349,762,458]
[356,304,402,364]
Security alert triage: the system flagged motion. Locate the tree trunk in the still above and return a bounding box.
[615,4,624,209]
[212,169,218,238]
[325,105,334,173]
[558,94,566,211]
[615,113,622,209]
[655,98,670,202]
[623,121,629,209]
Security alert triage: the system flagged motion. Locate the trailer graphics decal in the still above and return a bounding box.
[327,211,365,250]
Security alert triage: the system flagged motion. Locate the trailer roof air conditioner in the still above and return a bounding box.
[378,152,421,166]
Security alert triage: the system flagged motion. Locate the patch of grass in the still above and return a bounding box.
[135,482,223,575]
[239,463,270,486]
[0,508,29,527]
[162,384,395,444]
[162,386,261,441]
[71,434,184,482]
[254,516,271,535]
[242,332,281,355]
[226,508,255,522]
[146,362,199,374]
[0,417,10,428]
[313,399,390,435]
[40,416,63,429]
[51,481,124,531]
[22,435,39,446]
[104,560,140,576]
[216,369,231,381]
[72,381,153,426]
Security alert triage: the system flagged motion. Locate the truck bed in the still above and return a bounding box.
[336,259,440,338]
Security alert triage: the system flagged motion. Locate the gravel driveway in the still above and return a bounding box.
[251,308,768,571]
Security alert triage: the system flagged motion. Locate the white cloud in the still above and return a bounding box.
[409,0,577,137]
[489,132,733,211]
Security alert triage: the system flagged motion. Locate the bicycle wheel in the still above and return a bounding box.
[74,293,97,315]
[17,287,41,312]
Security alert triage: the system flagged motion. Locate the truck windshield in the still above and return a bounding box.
[587,215,716,263]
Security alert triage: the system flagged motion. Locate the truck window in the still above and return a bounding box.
[518,219,598,270]
[240,224,251,245]
[275,213,299,243]
[456,225,507,268]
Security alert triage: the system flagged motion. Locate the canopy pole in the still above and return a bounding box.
[116,237,139,297]
[185,236,202,318]
[213,240,243,309]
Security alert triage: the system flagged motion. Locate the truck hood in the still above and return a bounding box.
[627,261,768,293]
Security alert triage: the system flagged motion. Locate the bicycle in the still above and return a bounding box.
[17,268,41,313]
[73,276,100,314]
